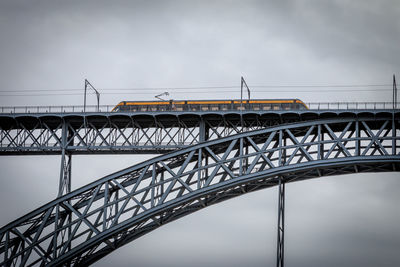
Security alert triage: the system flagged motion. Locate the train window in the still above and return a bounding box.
[220,104,228,110]
[262,104,271,110]
[201,105,209,111]
[252,104,260,110]
[273,104,280,110]
[175,104,184,111]
[190,104,199,111]
[210,104,219,111]
[282,103,290,110]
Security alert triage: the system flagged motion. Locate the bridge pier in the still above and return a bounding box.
[58,121,73,197]
[276,130,287,267]
[276,177,285,267]
[58,122,73,263]
[58,151,72,197]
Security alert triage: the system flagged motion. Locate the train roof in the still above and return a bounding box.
[118,98,305,103]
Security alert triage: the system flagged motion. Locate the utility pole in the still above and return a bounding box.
[84,79,100,112]
[394,74,397,110]
[240,76,251,109]
[240,76,251,130]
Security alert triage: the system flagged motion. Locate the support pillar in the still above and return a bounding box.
[276,130,286,267]
[276,177,285,267]
[199,118,209,143]
[393,75,397,156]
[58,151,72,197]
[58,121,73,197]
[199,119,206,143]
[57,122,73,266]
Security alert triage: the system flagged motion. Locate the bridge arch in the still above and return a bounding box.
[0,117,399,266]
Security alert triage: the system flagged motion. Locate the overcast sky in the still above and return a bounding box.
[0,0,400,266]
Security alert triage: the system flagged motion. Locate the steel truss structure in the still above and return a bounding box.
[1,117,399,266]
[0,110,397,155]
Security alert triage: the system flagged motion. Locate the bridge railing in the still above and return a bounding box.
[305,102,395,110]
[0,105,115,114]
[0,102,397,114]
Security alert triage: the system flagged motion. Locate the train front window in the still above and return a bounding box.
[120,106,129,111]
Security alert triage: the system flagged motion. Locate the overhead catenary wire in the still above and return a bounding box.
[0,90,393,97]
[0,83,393,97]
[0,89,394,97]
[0,83,392,92]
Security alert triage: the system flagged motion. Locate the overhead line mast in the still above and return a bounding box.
[393,74,397,109]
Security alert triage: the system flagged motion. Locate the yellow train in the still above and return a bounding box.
[112,99,308,112]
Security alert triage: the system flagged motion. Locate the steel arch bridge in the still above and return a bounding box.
[1,117,399,266]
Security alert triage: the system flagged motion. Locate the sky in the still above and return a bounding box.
[0,0,399,266]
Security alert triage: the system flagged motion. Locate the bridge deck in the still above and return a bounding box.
[0,110,399,155]
[1,109,398,128]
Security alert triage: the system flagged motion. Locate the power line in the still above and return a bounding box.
[0,84,392,93]
[0,86,240,93]
[0,88,393,97]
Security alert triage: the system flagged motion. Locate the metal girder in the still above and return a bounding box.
[0,111,398,155]
[276,177,285,267]
[0,117,400,266]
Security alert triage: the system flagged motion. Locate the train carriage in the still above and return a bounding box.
[112,99,308,112]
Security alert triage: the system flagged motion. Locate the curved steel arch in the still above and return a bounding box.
[1,117,399,266]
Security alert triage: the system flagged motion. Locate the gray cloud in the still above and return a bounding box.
[0,0,398,105]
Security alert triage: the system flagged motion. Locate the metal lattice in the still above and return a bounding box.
[1,111,398,155]
[0,117,399,266]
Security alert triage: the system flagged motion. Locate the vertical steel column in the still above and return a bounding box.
[393,75,397,110]
[58,121,72,266]
[356,120,360,156]
[276,130,285,267]
[393,75,397,155]
[276,176,285,267]
[58,121,72,197]
[239,137,243,176]
[199,118,209,187]
[199,119,206,143]
[58,152,72,196]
